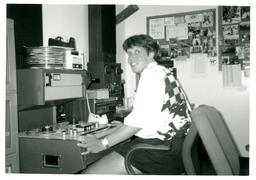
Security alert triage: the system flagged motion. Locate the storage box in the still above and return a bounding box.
[87,89,109,99]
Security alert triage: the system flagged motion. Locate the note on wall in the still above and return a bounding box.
[166,24,188,40]
[149,18,165,39]
[164,17,175,26]
[190,53,207,77]
[222,64,242,87]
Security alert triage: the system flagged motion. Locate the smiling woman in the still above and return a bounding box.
[126,46,154,73]
[77,34,193,175]
[123,34,160,74]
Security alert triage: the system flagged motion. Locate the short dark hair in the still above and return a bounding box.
[122,34,160,60]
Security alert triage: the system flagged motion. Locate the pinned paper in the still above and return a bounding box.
[164,17,175,26]
[149,18,165,39]
[166,24,188,40]
[190,54,207,77]
[185,14,203,23]
[222,64,242,87]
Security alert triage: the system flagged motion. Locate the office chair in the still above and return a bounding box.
[183,104,240,175]
[124,105,240,175]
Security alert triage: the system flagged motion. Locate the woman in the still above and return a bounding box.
[77,34,192,174]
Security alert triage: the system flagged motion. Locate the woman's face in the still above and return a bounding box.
[126,46,154,74]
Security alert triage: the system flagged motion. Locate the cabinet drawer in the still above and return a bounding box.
[6,154,19,173]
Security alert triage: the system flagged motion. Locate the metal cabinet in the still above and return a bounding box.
[6,18,19,173]
[17,69,87,106]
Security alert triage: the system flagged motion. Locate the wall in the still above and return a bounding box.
[42,5,89,67]
[41,4,249,157]
[116,5,130,103]
[116,5,249,157]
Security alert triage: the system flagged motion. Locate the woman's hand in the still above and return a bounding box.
[77,134,106,155]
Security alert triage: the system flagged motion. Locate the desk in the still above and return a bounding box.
[19,123,122,174]
[114,106,132,123]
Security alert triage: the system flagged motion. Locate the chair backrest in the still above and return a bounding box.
[182,121,200,175]
[182,105,240,175]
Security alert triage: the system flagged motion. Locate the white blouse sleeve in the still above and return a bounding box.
[124,68,165,129]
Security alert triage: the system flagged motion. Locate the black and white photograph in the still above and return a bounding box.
[241,6,250,21]
[202,11,214,27]
[222,6,241,25]
[223,24,239,40]
[1,0,255,178]
[240,21,250,44]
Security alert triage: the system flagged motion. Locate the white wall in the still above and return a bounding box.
[41,4,249,157]
[116,5,134,103]
[42,5,89,68]
[116,5,249,157]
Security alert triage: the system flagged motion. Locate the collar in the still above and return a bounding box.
[147,61,157,68]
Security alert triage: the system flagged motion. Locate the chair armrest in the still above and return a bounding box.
[124,143,170,174]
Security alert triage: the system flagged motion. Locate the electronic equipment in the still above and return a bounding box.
[19,122,119,174]
[25,46,84,70]
[16,68,122,174]
[17,69,88,131]
[87,62,123,105]
[17,69,87,106]
[19,122,110,140]
[65,50,84,70]
[88,97,119,122]
[18,106,57,132]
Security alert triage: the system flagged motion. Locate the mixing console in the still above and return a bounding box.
[19,121,112,140]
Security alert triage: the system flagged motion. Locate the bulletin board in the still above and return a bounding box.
[218,6,250,74]
[146,9,217,60]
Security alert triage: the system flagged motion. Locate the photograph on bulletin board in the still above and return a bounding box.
[222,24,240,46]
[202,11,214,27]
[241,6,250,21]
[240,22,250,44]
[147,9,217,62]
[222,6,241,25]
